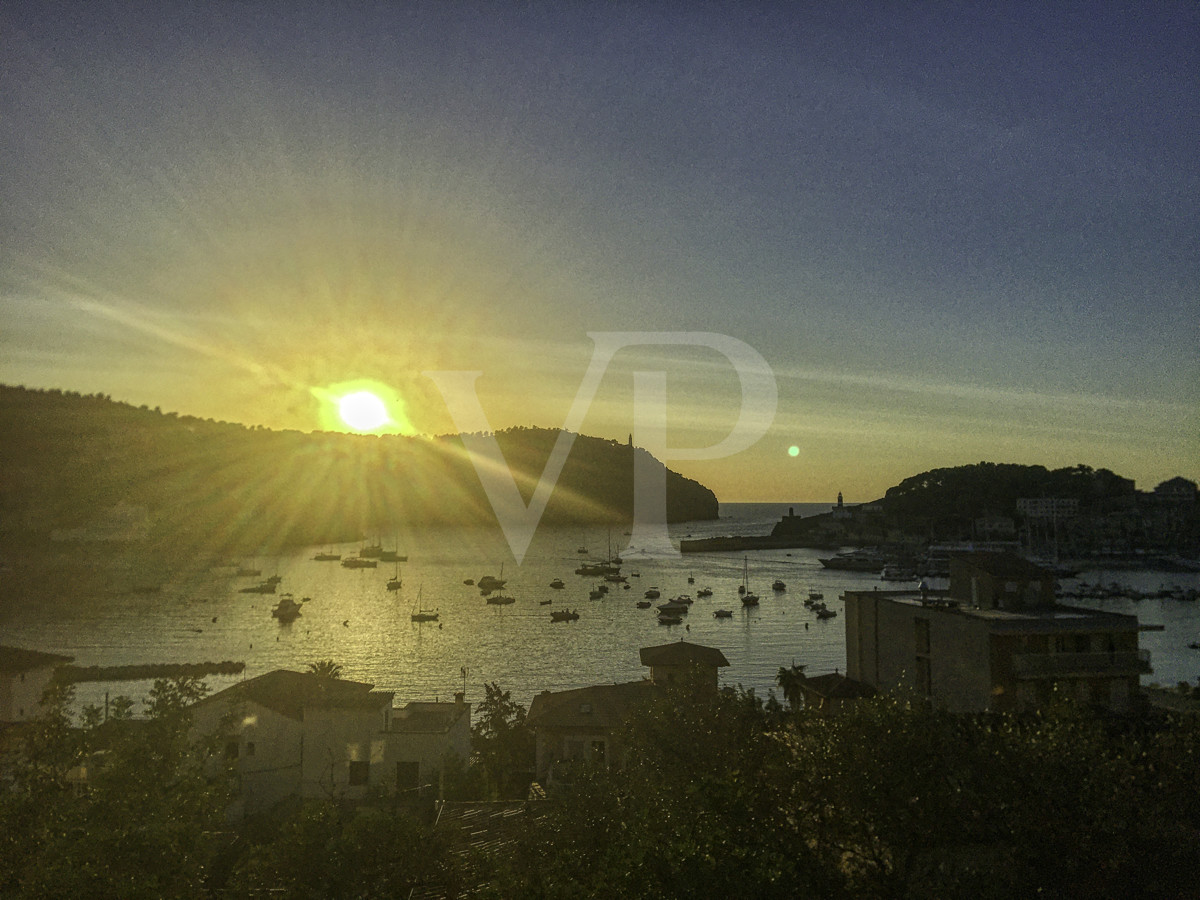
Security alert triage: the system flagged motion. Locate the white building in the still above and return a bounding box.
[0,646,74,722]
[190,670,470,817]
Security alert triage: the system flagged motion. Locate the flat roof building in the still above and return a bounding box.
[844,553,1149,713]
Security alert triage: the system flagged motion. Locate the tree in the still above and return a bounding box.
[306,659,343,679]
[471,682,534,799]
[776,663,807,709]
[0,677,233,899]
[228,802,446,897]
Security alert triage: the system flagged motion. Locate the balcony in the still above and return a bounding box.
[1011,649,1151,679]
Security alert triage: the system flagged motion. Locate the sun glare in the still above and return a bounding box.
[338,391,390,431]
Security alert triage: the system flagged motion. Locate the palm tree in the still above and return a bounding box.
[306,659,343,679]
[776,663,807,709]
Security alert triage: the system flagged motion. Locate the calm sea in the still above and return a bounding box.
[5,501,1198,715]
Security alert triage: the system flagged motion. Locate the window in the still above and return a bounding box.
[915,657,931,700]
[245,742,256,757]
[591,740,606,764]
[348,761,369,786]
[914,618,930,655]
[225,741,239,760]
[396,761,420,791]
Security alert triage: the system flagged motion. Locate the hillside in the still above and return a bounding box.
[770,461,1199,557]
[0,385,717,557]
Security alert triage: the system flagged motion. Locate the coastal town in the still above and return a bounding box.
[4,539,1198,895]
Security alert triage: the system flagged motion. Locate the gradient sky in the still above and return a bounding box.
[3,2,1197,501]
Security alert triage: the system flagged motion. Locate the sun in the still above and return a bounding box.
[312,379,415,434]
[338,391,391,431]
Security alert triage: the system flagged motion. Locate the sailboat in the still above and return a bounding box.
[379,530,408,563]
[410,588,438,622]
[741,557,760,606]
[386,561,403,591]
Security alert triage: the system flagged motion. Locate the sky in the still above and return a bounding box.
[2,1,1197,502]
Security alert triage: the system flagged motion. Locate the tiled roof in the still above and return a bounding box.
[527,680,654,730]
[800,672,876,700]
[0,646,74,672]
[409,801,542,899]
[391,702,467,734]
[639,640,730,668]
[195,669,391,721]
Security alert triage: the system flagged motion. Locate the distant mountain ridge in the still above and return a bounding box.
[0,385,718,555]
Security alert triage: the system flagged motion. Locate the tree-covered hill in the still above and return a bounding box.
[880,461,1139,520]
[0,385,717,555]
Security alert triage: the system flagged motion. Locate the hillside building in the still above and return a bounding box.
[527,641,729,783]
[0,646,74,723]
[189,670,470,818]
[844,552,1150,713]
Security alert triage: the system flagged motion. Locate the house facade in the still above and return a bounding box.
[845,552,1150,713]
[527,641,729,783]
[0,646,74,723]
[190,670,470,817]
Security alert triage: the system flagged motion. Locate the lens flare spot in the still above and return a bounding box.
[338,391,390,431]
[788,445,800,458]
[313,380,414,434]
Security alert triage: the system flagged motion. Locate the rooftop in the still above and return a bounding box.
[391,701,468,734]
[639,640,730,669]
[852,589,1141,634]
[194,669,392,721]
[951,551,1054,580]
[800,672,877,700]
[0,645,74,673]
[527,680,654,730]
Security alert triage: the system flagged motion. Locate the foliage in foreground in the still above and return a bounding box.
[3,679,1198,899]
[482,689,1200,900]
[0,678,230,899]
[0,678,447,899]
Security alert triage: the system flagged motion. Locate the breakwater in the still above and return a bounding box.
[59,660,245,683]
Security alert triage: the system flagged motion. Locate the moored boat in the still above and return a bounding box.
[271,594,303,623]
